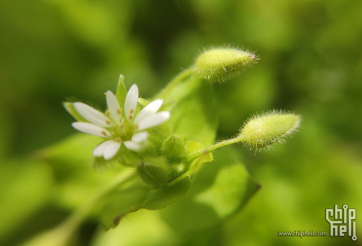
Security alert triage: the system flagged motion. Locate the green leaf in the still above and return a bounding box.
[91,147,259,245]
[141,176,192,210]
[115,74,127,109]
[98,175,192,229]
[97,181,150,229]
[186,141,213,173]
[159,147,259,235]
[161,76,218,146]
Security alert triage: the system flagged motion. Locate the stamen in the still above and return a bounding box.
[114,137,121,143]
[106,110,111,115]
[128,115,133,120]
[106,119,112,125]
[116,108,122,114]
[101,131,107,136]
[134,125,139,130]
[130,109,134,114]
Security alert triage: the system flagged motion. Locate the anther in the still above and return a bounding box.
[116,108,122,114]
[101,131,107,136]
[106,120,112,125]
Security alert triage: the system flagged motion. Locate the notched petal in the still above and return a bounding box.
[125,84,139,121]
[138,111,170,131]
[93,140,114,157]
[132,132,148,142]
[103,141,121,160]
[106,91,122,123]
[73,102,110,127]
[124,141,142,151]
[72,122,111,137]
[134,99,163,125]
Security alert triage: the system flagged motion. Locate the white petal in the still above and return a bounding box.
[103,141,121,160]
[106,91,122,123]
[125,84,139,121]
[124,141,142,151]
[134,99,163,125]
[73,102,111,127]
[93,140,114,157]
[137,111,170,131]
[131,132,148,142]
[72,122,111,137]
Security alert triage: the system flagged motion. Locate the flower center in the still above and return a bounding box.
[110,119,136,141]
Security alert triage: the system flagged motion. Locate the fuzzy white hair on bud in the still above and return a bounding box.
[240,110,301,151]
[195,47,258,83]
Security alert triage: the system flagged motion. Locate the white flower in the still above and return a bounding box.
[70,84,170,160]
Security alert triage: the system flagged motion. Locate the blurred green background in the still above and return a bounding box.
[0,0,361,245]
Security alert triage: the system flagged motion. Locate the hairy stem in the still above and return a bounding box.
[187,135,245,160]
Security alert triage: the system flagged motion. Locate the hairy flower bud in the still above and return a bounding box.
[196,47,258,82]
[162,135,186,160]
[240,111,300,150]
[137,157,169,188]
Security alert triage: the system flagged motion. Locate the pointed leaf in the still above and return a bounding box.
[92,147,260,245]
[159,147,260,235]
[98,176,192,229]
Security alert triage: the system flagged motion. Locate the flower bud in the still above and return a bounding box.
[196,47,258,82]
[169,163,186,180]
[162,135,186,160]
[137,157,169,188]
[240,111,300,150]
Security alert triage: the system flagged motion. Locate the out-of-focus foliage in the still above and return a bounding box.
[0,0,361,245]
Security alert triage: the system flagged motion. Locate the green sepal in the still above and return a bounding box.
[115,74,127,109]
[92,156,110,170]
[63,102,87,122]
[138,98,150,107]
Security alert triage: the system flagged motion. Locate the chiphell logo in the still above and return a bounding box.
[326,204,357,241]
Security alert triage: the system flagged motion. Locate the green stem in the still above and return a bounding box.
[187,135,245,160]
[156,66,197,98]
[24,169,137,246]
